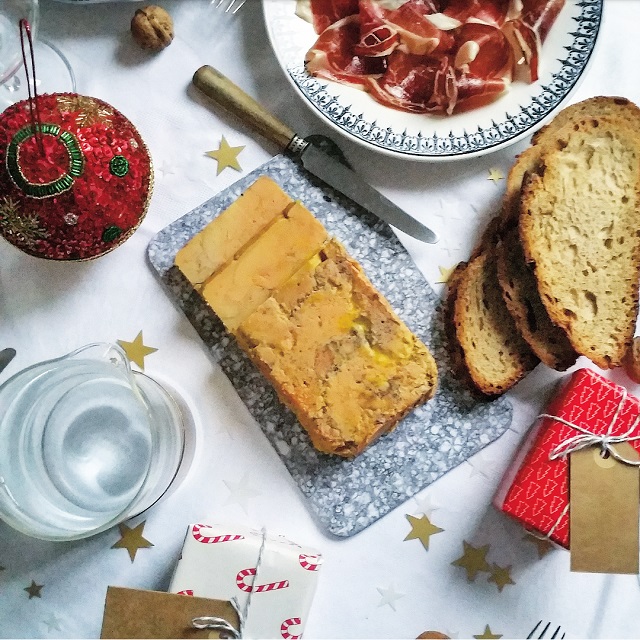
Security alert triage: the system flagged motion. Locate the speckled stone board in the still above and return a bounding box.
[148,155,513,537]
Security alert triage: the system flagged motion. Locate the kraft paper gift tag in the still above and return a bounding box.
[570,442,640,574]
[100,586,240,639]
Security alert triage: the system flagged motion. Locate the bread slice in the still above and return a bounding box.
[531,96,640,146]
[237,239,438,457]
[451,248,538,396]
[496,225,577,370]
[495,98,640,369]
[520,116,640,368]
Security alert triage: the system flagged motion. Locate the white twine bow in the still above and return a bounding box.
[542,387,640,466]
[530,386,640,544]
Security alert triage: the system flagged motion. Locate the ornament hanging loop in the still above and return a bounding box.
[18,18,44,155]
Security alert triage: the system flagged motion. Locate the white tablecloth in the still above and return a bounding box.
[1,1,640,637]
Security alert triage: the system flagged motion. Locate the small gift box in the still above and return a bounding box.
[170,523,323,639]
[494,368,640,551]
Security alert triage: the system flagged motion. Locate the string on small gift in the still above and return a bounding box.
[191,597,243,638]
[542,386,640,466]
[18,19,44,155]
[189,527,270,639]
[529,385,640,544]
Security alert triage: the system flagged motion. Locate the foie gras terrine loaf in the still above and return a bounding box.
[174,176,438,457]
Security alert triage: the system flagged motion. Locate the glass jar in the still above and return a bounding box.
[0,343,190,540]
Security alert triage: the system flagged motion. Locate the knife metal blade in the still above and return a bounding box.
[294,142,437,243]
[0,348,16,374]
[192,65,438,243]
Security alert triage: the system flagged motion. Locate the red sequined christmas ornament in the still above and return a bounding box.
[0,93,153,260]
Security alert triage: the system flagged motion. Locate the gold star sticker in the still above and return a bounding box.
[404,514,444,550]
[487,563,515,592]
[111,521,154,562]
[487,168,504,183]
[117,331,157,371]
[523,533,554,559]
[435,264,457,284]
[474,625,502,639]
[451,541,491,581]
[24,580,43,599]
[206,136,245,175]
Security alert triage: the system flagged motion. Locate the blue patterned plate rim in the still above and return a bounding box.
[263,0,603,161]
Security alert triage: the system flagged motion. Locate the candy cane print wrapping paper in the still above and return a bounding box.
[169,523,322,639]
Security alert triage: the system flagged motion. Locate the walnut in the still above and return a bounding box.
[131,5,174,51]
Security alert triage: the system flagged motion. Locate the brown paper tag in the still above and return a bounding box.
[570,443,640,573]
[100,586,240,639]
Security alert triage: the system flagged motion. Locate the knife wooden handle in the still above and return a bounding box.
[193,65,295,150]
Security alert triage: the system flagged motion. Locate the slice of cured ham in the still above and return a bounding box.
[310,0,360,34]
[453,22,513,80]
[367,49,508,114]
[305,15,388,87]
[385,0,456,55]
[443,0,511,26]
[354,0,400,56]
[503,0,565,82]
[304,0,566,115]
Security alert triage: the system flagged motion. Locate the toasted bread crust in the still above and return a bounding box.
[452,251,538,396]
[519,116,640,368]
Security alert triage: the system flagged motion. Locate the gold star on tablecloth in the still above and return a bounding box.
[117,331,157,370]
[206,136,245,175]
[451,541,491,581]
[111,522,154,562]
[523,533,554,559]
[404,514,444,550]
[24,580,43,599]
[473,625,502,639]
[436,264,457,284]
[487,563,515,592]
[487,168,504,183]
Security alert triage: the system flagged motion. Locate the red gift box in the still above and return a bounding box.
[494,368,640,548]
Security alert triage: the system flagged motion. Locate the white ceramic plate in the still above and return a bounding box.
[263,0,603,161]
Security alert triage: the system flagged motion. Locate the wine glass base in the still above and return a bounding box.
[1,38,76,110]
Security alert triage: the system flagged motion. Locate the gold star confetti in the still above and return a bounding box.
[404,514,444,550]
[487,563,515,592]
[523,533,554,559]
[24,580,43,599]
[487,168,504,183]
[451,541,491,581]
[111,521,154,562]
[436,264,457,284]
[473,625,502,639]
[206,136,245,175]
[117,331,158,370]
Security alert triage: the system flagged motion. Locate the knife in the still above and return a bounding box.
[192,65,438,244]
[0,348,16,375]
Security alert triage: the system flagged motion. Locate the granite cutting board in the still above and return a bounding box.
[147,155,513,537]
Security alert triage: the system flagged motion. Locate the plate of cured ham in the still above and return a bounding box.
[263,0,603,160]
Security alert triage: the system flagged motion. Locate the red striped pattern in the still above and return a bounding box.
[191,524,245,544]
[281,617,302,639]
[236,567,290,593]
[298,553,323,571]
